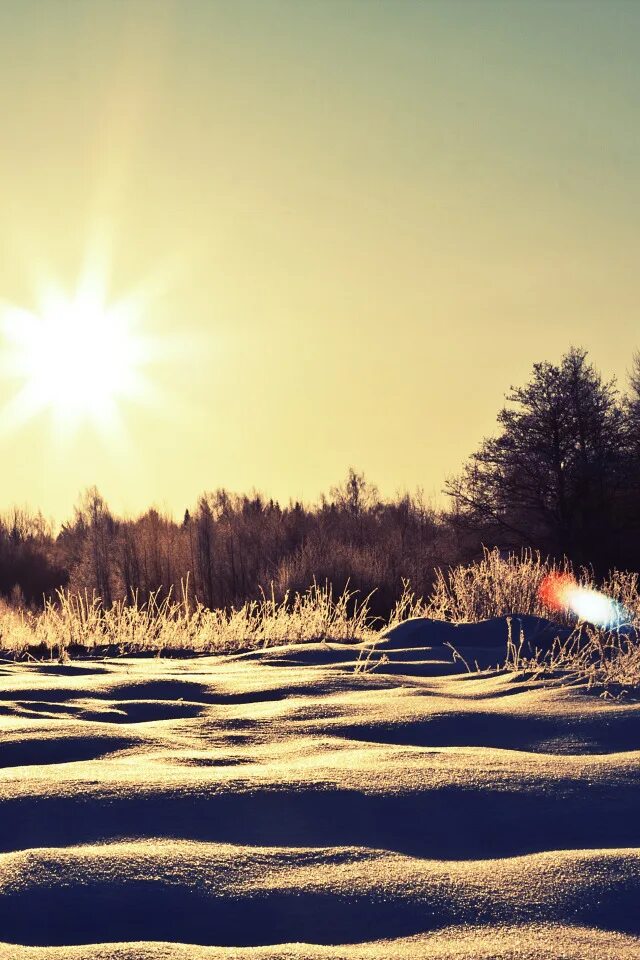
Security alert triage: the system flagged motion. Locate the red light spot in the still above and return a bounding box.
[538,572,576,612]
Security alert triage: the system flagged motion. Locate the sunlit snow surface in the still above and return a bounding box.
[1,619,640,959]
[539,572,631,629]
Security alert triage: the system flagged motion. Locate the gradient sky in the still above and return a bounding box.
[0,0,638,523]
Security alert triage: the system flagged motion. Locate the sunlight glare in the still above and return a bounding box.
[0,269,156,437]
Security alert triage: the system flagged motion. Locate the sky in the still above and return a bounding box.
[0,0,638,523]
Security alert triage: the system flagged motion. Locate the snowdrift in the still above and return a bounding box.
[0,616,639,958]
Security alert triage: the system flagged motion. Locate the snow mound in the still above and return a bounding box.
[381,614,570,652]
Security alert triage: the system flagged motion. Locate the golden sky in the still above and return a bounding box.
[0,0,638,522]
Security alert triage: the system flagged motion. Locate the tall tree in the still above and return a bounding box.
[626,351,640,454]
[446,348,627,566]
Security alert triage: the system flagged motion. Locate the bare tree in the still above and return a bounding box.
[446,348,627,565]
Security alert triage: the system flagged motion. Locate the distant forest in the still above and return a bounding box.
[3,347,640,618]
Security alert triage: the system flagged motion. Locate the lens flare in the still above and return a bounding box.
[538,572,629,629]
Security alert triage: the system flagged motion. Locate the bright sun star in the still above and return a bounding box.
[0,268,155,437]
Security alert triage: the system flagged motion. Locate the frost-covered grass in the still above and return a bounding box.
[426,548,640,690]
[503,617,640,692]
[3,549,640,689]
[0,582,377,659]
[424,547,640,627]
[384,549,640,690]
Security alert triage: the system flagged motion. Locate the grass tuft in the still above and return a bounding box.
[0,581,377,660]
[2,548,640,691]
[429,549,640,691]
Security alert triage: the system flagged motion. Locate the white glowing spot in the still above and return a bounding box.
[0,265,157,437]
[565,586,628,629]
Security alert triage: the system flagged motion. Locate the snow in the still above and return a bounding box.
[0,616,639,958]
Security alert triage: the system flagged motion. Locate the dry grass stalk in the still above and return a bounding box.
[0,581,377,659]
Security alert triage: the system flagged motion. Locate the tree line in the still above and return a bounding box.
[2,346,640,617]
[0,476,446,618]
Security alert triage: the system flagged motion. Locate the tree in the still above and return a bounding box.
[330,468,379,518]
[70,487,116,605]
[445,348,628,566]
[625,351,640,456]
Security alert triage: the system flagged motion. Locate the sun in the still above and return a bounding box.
[0,269,155,436]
